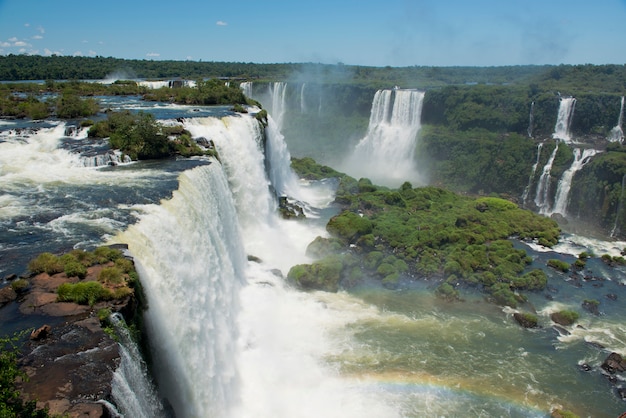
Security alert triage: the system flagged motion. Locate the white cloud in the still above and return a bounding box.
[14,41,30,47]
[8,37,18,42]
[37,26,45,34]
[216,20,228,26]
[44,48,52,56]
[186,55,193,60]
[18,48,26,53]
[24,23,30,27]
[32,35,43,40]
[73,51,83,56]
[146,52,160,57]
[0,42,10,47]
[88,50,96,56]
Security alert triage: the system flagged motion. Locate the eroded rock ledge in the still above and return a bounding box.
[10,260,137,417]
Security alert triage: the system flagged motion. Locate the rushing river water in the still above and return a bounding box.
[1,96,626,417]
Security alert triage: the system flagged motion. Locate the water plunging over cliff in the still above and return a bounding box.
[522,143,542,204]
[269,82,287,129]
[534,143,559,213]
[549,148,599,217]
[527,101,535,138]
[343,89,425,187]
[552,97,576,143]
[608,96,625,143]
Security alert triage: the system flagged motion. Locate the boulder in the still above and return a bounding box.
[513,312,539,328]
[601,352,626,374]
[30,324,51,340]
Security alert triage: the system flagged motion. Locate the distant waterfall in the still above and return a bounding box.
[265,115,303,200]
[110,313,165,418]
[300,83,307,113]
[344,89,425,187]
[552,97,576,143]
[611,174,626,237]
[527,101,535,138]
[522,143,542,204]
[240,81,252,98]
[534,143,559,213]
[608,96,625,143]
[549,148,599,216]
[268,82,287,129]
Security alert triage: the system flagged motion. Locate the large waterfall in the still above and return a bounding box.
[117,163,246,417]
[114,113,397,417]
[522,143,543,204]
[552,97,576,143]
[343,89,425,187]
[269,82,288,129]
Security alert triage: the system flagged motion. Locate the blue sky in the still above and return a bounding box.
[1,0,625,67]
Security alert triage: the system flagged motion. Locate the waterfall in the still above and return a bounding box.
[110,313,165,418]
[343,89,425,187]
[116,163,246,418]
[240,81,252,98]
[552,97,576,143]
[265,115,303,200]
[534,142,559,213]
[184,115,275,229]
[300,83,307,113]
[549,148,599,216]
[611,174,626,237]
[522,143,542,204]
[268,82,287,129]
[527,101,535,138]
[608,96,625,143]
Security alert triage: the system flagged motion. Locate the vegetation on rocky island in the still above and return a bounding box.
[289,158,560,307]
[88,111,216,160]
[28,246,137,306]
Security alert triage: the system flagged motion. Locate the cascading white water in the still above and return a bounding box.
[522,143,543,204]
[549,148,599,216]
[608,96,625,143]
[110,313,165,418]
[113,113,399,417]
[611,174,626,237]
[116,163,247,418]
[240,81,252,98]
[343,89,425,187]
[300,83,307,113]
[269,82,287,129]
[534,143,559,213]
[527,101,535,137]
[265,115,303,200]
[552,97,576,143]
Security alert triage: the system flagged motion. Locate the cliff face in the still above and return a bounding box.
[10,262,138,417]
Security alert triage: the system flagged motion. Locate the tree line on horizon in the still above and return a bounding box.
[0,54,625,93]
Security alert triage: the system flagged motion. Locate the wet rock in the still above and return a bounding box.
[582,299,600,315]
[513,312,538,328]
[0,285,17,307]
[601,352,626,374]
[19,317,120,417]
[580,363,593,372]
[30,324,51,340]
[607,293,618,301]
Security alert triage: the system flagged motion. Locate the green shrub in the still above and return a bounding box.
[327,211,373,242]
[99,267,125,285]
[57,281,112,306]
[27,252,63,275]
[435,282,460,301]
[9,279,29,292]
[93,246,123,263]
[547,259,570,272]
[64,260,87,279]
